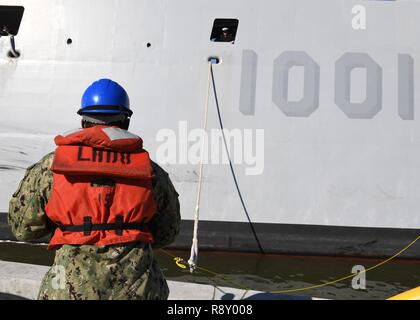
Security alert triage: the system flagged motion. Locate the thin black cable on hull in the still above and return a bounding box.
[210,65,265,254]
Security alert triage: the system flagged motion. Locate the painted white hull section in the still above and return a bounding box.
[0,0,419,230]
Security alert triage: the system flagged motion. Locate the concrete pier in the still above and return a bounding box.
[0,260,317,300]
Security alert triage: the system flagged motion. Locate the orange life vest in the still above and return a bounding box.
[45,126,157,250]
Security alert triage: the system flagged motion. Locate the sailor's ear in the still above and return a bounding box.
[120,118,130,130]
[81,119,93,129]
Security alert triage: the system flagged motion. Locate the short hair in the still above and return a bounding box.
[81,114,130,130]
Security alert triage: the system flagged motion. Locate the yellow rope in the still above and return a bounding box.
[272,235,420,294]
[160,248,249,290]
[159,235,420,296]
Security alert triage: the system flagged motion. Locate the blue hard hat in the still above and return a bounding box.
[78,79,132,116]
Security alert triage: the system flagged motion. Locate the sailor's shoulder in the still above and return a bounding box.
[149,161,179,198]
[24,152,54,183]
[29,152,55,177]
[19,152,53,178]
[150,160,169,178]
[39,151,55,168]
[11,152,54,199]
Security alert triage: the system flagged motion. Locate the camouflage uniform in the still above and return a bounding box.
[8,151,180,300]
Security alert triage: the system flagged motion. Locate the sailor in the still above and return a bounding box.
[221,27,232,41]
[211,26,234,42]
[8,79,181,300]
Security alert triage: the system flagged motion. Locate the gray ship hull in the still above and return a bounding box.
[0,0,419,257]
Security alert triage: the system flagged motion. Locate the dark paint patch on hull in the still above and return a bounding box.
[172,221,420,259]
[1,213,419,258]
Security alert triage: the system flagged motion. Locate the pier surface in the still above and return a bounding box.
[0,260,318,300]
